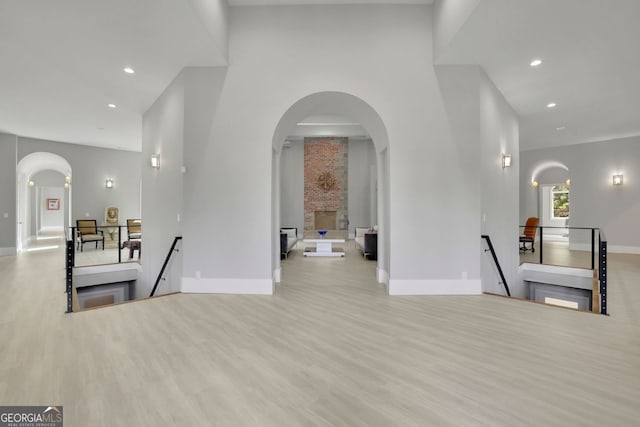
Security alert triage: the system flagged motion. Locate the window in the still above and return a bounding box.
[551,185,569,219]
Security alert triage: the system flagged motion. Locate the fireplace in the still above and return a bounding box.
[315,210,337,230]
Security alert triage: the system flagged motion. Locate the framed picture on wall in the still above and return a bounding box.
[47,198,60,210]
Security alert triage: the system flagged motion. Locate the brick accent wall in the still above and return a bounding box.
[304,137,348,233]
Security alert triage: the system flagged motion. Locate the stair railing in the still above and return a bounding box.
[481,235,511,297]
[150,236,183,297]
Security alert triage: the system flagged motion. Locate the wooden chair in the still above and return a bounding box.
[76,219,104,251]
[124,219,142,259]
[519,217,539,252]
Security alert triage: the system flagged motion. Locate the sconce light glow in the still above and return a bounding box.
[565,179,571,186]
[106,179,114,189]
[65,176,71,183]
[613,174,623,186]
[64,182,69,188]
[151,154,160,169]
[28,180,35,187]
[502,154,512,168]
[531,181,539,188]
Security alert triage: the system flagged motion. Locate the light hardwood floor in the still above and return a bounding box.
[1,235,639,426]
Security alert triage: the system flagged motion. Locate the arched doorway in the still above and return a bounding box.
[16,152,72,252]
[271,91,390,286]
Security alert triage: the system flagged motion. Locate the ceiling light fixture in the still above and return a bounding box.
[530,59,542,67]
[556,126,566,131]
[108,103,116,108]
[123,67,135,74]
[546,102,557,108]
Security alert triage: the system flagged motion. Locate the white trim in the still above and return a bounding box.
[0,247,17,256]
[570,243,640,254]
[377,267,388,285]
[273,268,282,283]
[388,279,482,295]
[182,277,274,295]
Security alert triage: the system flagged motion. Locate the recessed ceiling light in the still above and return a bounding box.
[530,59,542,67]
[107,103,116,108]
[556,126,566,131]
[123,67,135,74]
[546,102,557,108]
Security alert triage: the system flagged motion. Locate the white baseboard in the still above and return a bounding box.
[273,268,282,283]
[181,277,274,295]
[0,247,16,256]
[570,242,640,254]
[389,279,482,295]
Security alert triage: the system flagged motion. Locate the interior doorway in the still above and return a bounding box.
[16,152,72,252]
[271,91,390,286]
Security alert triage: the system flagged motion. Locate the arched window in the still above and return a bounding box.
[552,185,569,219]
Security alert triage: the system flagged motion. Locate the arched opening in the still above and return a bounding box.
[16,152,72,252]
[272,92,390,286]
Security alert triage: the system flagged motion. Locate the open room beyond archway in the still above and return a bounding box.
[16,152,72,252]
[272,92,390,286]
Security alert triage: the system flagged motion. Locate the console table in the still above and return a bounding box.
[303,239,345,257]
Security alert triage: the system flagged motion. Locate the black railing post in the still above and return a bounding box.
[150,236,183,297]
[118,225,122,264]
[65,238,74,313]
[539,226,543,264]
[599,236,607,315]
[591,228,595,270]
[481,235,511,297]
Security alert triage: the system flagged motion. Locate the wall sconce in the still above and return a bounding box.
[613,174,623,185]
[565,179,571,186]
[151,154,160,169]
[502,154,512,168]
[28,180,35,187]
[106,179,114,189]
[531,181,539,188]
[64,182,69,188]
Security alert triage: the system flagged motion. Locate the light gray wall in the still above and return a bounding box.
[348,139,376,235]
[141,67,227,297]
[17,137,141,225]
[435,65,520,295]
[520,136,640,252]
[0,134,17,254]
[280,143,304,234]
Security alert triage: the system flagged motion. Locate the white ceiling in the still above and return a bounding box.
[1,0,639,152]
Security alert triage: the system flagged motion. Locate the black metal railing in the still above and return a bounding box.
[598,230,608,315]
[481,235,511,296]
[519,225,608,315]
[66,225,141,267]
[65,239,74,313]
[150,236,182,297]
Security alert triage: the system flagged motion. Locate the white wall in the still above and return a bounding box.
[39,186,64,230]
[520,136,640,253]
[435,65,520,296]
